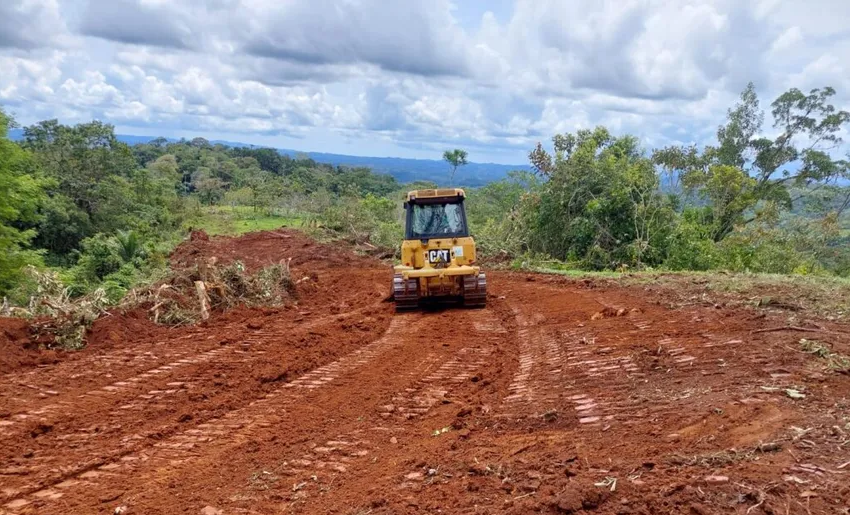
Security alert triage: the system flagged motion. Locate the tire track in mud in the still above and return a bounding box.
[0,333,205,422]
[0,306,388,474]
[0,345,228,440]
[499,295,762,431]
[10,308,509,514]
[389,346,492,419]
[499,300,650,427]
[1,315,407,512]
[221,308,509,510]
[383,310,502,420]
[498,285,796,434]
[0,305,384,440]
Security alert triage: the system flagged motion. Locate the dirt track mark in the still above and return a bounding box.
[501,307,549,414]
[389,346,492,419]
[0,308,395,498]
[1,316,408,512]
[0,345,227,440]
[219,308,509,510]
[501,299,656,428]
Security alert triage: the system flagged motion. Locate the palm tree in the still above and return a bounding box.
[115,230,142,262]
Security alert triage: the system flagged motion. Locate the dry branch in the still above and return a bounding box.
[752,326,838,335]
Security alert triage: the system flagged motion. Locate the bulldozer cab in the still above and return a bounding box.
[404,194,468,240]
[393,188,486,310]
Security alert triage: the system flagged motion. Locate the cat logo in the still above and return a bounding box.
[427,249,450,263]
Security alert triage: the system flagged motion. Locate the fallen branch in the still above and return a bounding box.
[752,326,838,336]
[195,281,210,321]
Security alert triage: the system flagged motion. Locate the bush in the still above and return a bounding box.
[73,234,124,284]
[665,210,718,271]
[313,194,402,252]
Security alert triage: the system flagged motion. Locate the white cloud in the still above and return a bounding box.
[0,0,68,50]
[0,0,848,163]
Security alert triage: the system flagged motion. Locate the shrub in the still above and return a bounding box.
[73,234,123,284]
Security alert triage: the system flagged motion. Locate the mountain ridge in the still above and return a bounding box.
[7,129,528,186]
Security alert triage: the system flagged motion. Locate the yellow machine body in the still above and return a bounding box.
[392,189,487,309]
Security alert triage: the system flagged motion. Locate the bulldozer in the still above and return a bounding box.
[392,188,487,311]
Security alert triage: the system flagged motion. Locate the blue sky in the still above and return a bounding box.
[1,0,849,164]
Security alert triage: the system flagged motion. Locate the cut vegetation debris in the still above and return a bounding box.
[13,259,296,349]
[800,338,850,373]
[19,267,109,350]
[785,388,806,400]
[128,258,296,327]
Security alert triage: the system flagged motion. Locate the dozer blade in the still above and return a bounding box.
[462,273,487,308]
[392,274,419,312]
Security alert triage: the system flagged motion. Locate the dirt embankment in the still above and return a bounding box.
[0,317,62,371]
[0,229,389,373]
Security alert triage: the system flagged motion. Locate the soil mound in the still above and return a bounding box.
[0,317,60,371]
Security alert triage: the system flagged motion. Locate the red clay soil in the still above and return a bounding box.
[1,230,849,514]
[0,318,60,372]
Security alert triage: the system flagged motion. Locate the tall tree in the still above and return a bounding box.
[22,120,137,218]
[654,83,850,241]
[0,108,46,293]
[443,149,468,185]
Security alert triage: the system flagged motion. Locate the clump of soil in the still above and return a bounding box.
[0,317,60,370]
[86,308,163,350]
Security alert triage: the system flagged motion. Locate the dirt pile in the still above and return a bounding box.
[0,317,54,371]
[170,228,380,272]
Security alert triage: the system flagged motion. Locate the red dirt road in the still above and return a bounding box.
[1,231,849,514]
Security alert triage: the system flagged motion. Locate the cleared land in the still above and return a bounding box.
[1,230,848,514]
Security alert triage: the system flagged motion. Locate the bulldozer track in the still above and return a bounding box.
[0,304,387,450]
[1,316,409,512]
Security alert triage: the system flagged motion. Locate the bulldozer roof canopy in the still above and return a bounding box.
[407,188,465,202]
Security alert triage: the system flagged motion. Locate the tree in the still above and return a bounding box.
[525,127,673,268]
[0,108,46,293]
[115,230,142,262]
[443,149,468,185]
[654,82,850,241]
[23,120,137,218]
[192,169,225,205]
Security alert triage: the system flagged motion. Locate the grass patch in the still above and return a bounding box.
[188,206,303,236]
[530,267,850,321]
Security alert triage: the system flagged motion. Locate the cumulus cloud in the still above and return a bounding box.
[1,0,849,162]
[79,0,195,49]
[0,0,67,50]
[233,0,472,77]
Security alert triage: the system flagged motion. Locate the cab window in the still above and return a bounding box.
[408,202,467,238]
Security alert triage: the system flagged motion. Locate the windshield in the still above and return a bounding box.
[408,202,467,238]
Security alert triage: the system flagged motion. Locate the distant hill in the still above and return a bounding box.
[8,129,527,186]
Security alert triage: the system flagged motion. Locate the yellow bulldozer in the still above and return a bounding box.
[392,188,487,311]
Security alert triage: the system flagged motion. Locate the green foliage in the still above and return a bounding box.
[664,208,717,271]
[0,108,47,295]
[466,171,536,257]
[3,82,850,309]
[654,82,850,242]
[714,215,844,275]
[443,149,469,185]
[115,230,143,262]
[523,127,674,269]
[72,233,124,284]
[315,193,402,251]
